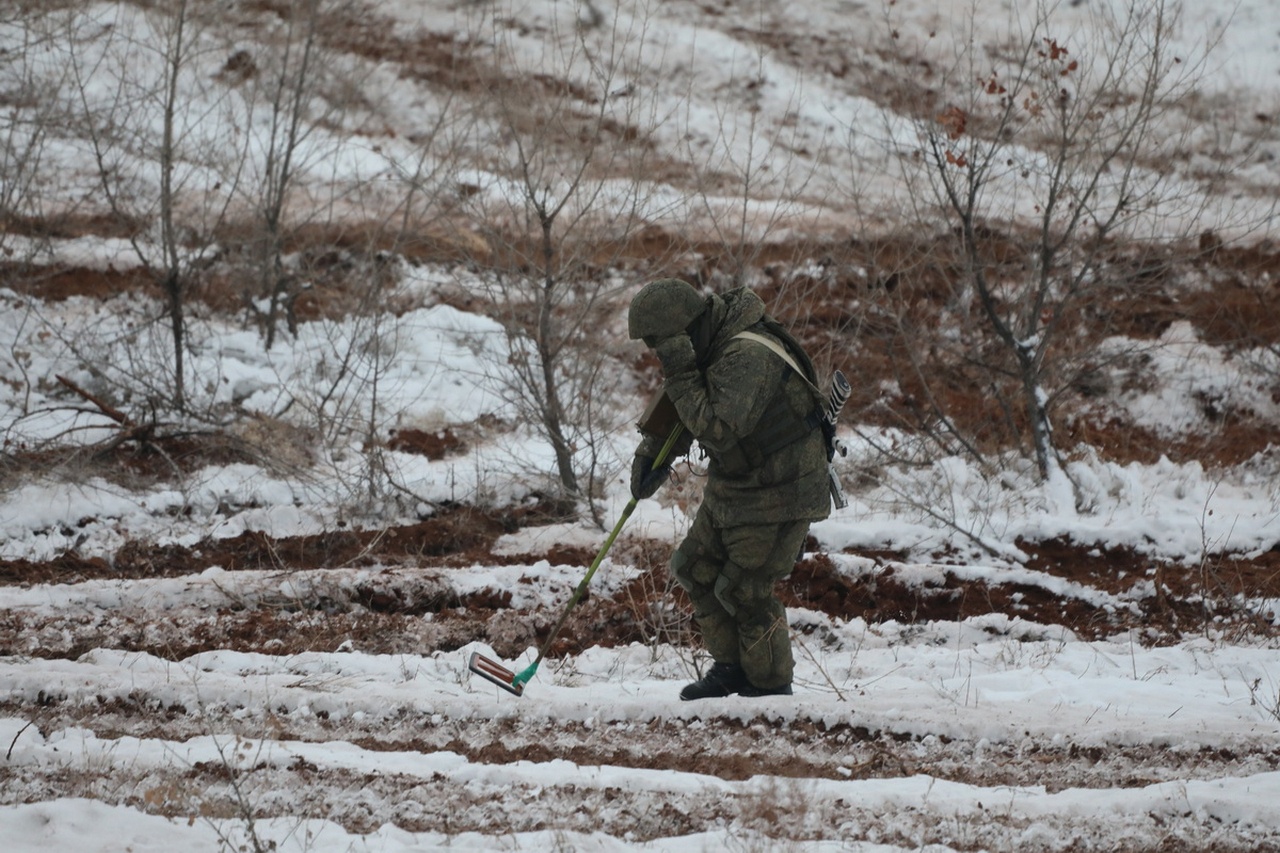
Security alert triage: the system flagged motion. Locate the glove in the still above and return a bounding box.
[630,454,671,499]
[653,333,698,375]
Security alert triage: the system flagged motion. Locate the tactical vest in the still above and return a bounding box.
[729,320,831,467]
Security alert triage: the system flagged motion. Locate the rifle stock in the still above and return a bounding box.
[637,388,681,440]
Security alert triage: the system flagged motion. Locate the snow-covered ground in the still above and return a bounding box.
[3,1,1280,850]
[3,557,1280,850]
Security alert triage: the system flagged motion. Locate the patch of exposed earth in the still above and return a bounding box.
[4,505,1278,663]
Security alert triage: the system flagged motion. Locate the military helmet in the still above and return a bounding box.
[627,278,706,340]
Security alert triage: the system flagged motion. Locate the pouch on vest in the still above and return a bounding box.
[637,388,682,440]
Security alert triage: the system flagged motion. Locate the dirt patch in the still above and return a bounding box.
[0,212,145,241]
[0,503,555,588]
[386,427,466,459]
[1189,243,1280,350]
[0,554,114,587]
[6,507,1277,657]
[2,262,158,302]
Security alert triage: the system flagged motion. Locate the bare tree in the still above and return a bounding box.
[451,2,681,518]
[0,7,56,259]
[236,0,328,348]
[66,0,240,412]
[229,0,400,349]
[883,0,1243,481]
[0,7,62,483]
[672,13,832,297]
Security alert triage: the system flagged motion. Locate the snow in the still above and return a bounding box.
[3,0,1280,851]
[3,622,1280,849]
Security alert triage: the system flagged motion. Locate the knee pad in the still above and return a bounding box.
[671,540,719,594]
[714,560,765,617]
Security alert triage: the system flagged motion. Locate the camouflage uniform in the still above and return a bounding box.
[629,280,831,696]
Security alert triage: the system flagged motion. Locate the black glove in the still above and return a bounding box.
[630,454,671,499]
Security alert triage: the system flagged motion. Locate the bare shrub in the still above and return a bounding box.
[866,0,1265,485]
[444,1,685,520]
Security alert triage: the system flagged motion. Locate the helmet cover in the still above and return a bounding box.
[627,278,706,340]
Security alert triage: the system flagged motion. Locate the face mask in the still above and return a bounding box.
[686,311,713,366]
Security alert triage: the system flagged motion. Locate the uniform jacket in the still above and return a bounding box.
[642,287,832,526]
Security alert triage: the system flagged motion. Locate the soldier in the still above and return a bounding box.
[627,278,833,700]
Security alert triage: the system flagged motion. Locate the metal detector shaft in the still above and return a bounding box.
[469,422,686,695]
[511,422,686,689]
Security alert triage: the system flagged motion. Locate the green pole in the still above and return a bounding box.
[511,423,685,689]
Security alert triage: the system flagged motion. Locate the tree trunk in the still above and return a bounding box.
[537,216,579,498]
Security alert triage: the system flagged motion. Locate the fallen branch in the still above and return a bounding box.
[56,374,130,425]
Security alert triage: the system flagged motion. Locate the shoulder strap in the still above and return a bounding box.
[733,330,817,391]
[729,329,831,460]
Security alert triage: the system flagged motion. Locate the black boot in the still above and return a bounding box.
[740,681,792,697]
[679,662,748,701]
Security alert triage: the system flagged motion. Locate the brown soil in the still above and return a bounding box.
[4,503,1277,666]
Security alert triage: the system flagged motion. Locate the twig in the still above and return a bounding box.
[55,374,130,425]
[792,631,848,702]
[6,720,34,761]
